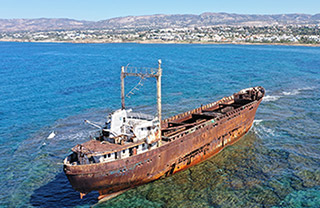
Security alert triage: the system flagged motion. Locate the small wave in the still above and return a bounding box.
[253,123,276,137]
[251,120,276,137]
[253,120,263,125]
[298,86,314,91]
[263,86,314,102]
[282,86,314,96]
[263,95,281,102]
[282,89,299,96]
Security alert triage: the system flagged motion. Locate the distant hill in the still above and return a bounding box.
[0,18,92,32]
[1,13,320,32]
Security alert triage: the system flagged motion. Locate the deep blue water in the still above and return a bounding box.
[0,42,319,208]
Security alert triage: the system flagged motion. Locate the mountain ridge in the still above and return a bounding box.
[1,12,320,32]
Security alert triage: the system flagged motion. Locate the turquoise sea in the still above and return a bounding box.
[0,42,319,208]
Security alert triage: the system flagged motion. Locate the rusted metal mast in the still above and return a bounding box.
[157,60,162,138]
[120,60,162,137]
[121,66,125,110]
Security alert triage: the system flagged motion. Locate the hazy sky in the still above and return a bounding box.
[1,0,319,20]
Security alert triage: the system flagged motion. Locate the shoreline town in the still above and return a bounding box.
[1,25,319,46]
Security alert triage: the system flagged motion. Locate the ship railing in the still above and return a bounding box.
[162,95,235,128]
[124,66,159,78]
[165,95,257,142]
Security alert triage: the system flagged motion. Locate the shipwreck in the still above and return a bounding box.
[63,60,265,200]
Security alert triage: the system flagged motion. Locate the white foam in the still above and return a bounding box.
[298,86,314,91]
[253,120,263,125]
[55,131,91,142]
[263,95,281,102]
[253,122,276,137]
[263,86,314,102]
[282,89,300,96]
[282,86,314,96]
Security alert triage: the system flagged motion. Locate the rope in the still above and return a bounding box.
[126,77,145,98]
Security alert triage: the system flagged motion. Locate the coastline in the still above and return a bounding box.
[0,39,319,47]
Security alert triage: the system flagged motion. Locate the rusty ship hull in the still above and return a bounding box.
[64,87,265,199]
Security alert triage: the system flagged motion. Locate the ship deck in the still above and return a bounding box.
[76,87,264,156]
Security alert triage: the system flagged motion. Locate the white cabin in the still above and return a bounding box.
[107,108,159,144]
